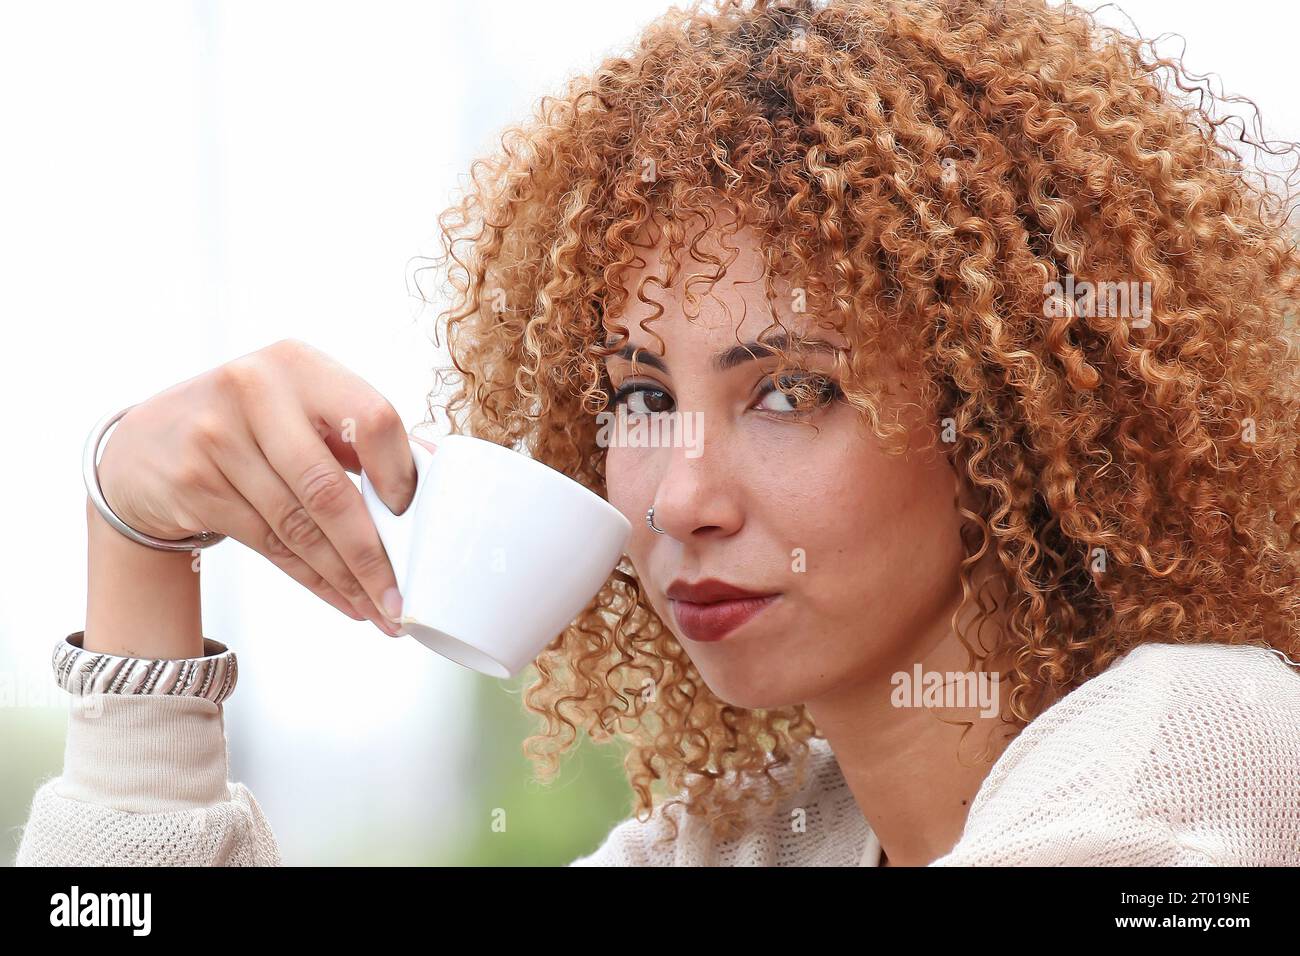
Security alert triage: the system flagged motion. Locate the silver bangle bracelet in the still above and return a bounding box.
[83,404,227,552]
[53,631,238,703]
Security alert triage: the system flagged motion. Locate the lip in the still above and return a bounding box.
[665,579,781,643]
[669,595,779,643]
[666,578,775,603]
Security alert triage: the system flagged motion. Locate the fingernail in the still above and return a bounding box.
[381,587,403,621]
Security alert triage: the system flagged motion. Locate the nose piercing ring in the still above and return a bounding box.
[646,506,665,534]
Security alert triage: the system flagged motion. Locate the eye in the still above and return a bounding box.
[755,373,843,414]
[605,373,844,416]
[608,382,674,414]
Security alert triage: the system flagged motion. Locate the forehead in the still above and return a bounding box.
[605,204,847,348]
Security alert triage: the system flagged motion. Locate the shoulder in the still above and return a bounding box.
[569,737,870,866]
[932,641,1300,865]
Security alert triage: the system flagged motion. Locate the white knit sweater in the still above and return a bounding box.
[15,640,1300,866]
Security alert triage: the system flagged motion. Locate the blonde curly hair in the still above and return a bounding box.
[416,0,1300,845]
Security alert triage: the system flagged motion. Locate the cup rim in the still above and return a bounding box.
[414,433,631,533]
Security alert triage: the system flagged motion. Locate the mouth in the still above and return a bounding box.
[669,594,780,643]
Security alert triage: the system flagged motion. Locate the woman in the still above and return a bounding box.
[17,0,1300,866]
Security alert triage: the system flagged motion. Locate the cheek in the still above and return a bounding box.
[605,446,645,511]
[777,438,963,606]
[604,446,654,549]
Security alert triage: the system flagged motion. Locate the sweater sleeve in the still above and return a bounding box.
[15,693,281,866]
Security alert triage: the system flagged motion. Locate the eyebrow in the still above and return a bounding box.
[605,332,842,374]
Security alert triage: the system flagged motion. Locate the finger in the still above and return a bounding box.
[285,347,418,516]
[244,403,405,625]
[182,466,380,629]
[212,426,400,636]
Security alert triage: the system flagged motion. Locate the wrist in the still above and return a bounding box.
[85,495,205,658]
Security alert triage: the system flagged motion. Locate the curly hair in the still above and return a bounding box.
[416,0,1300,845]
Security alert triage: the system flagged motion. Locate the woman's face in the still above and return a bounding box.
[603,213,970,710]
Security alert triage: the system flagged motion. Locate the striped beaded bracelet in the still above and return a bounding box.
[51,631,238,705]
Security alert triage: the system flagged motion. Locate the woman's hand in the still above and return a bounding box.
[96,338,421,636]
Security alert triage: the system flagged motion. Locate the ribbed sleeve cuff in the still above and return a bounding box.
[57,693,233,813]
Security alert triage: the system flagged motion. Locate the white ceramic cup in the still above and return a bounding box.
[359,434,632,678]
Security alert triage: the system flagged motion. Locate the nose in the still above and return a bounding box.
[645,439,743,541]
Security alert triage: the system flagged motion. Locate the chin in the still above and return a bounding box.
[671,605,839,709]
[701,679,799,710]
[687,648,819,711]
